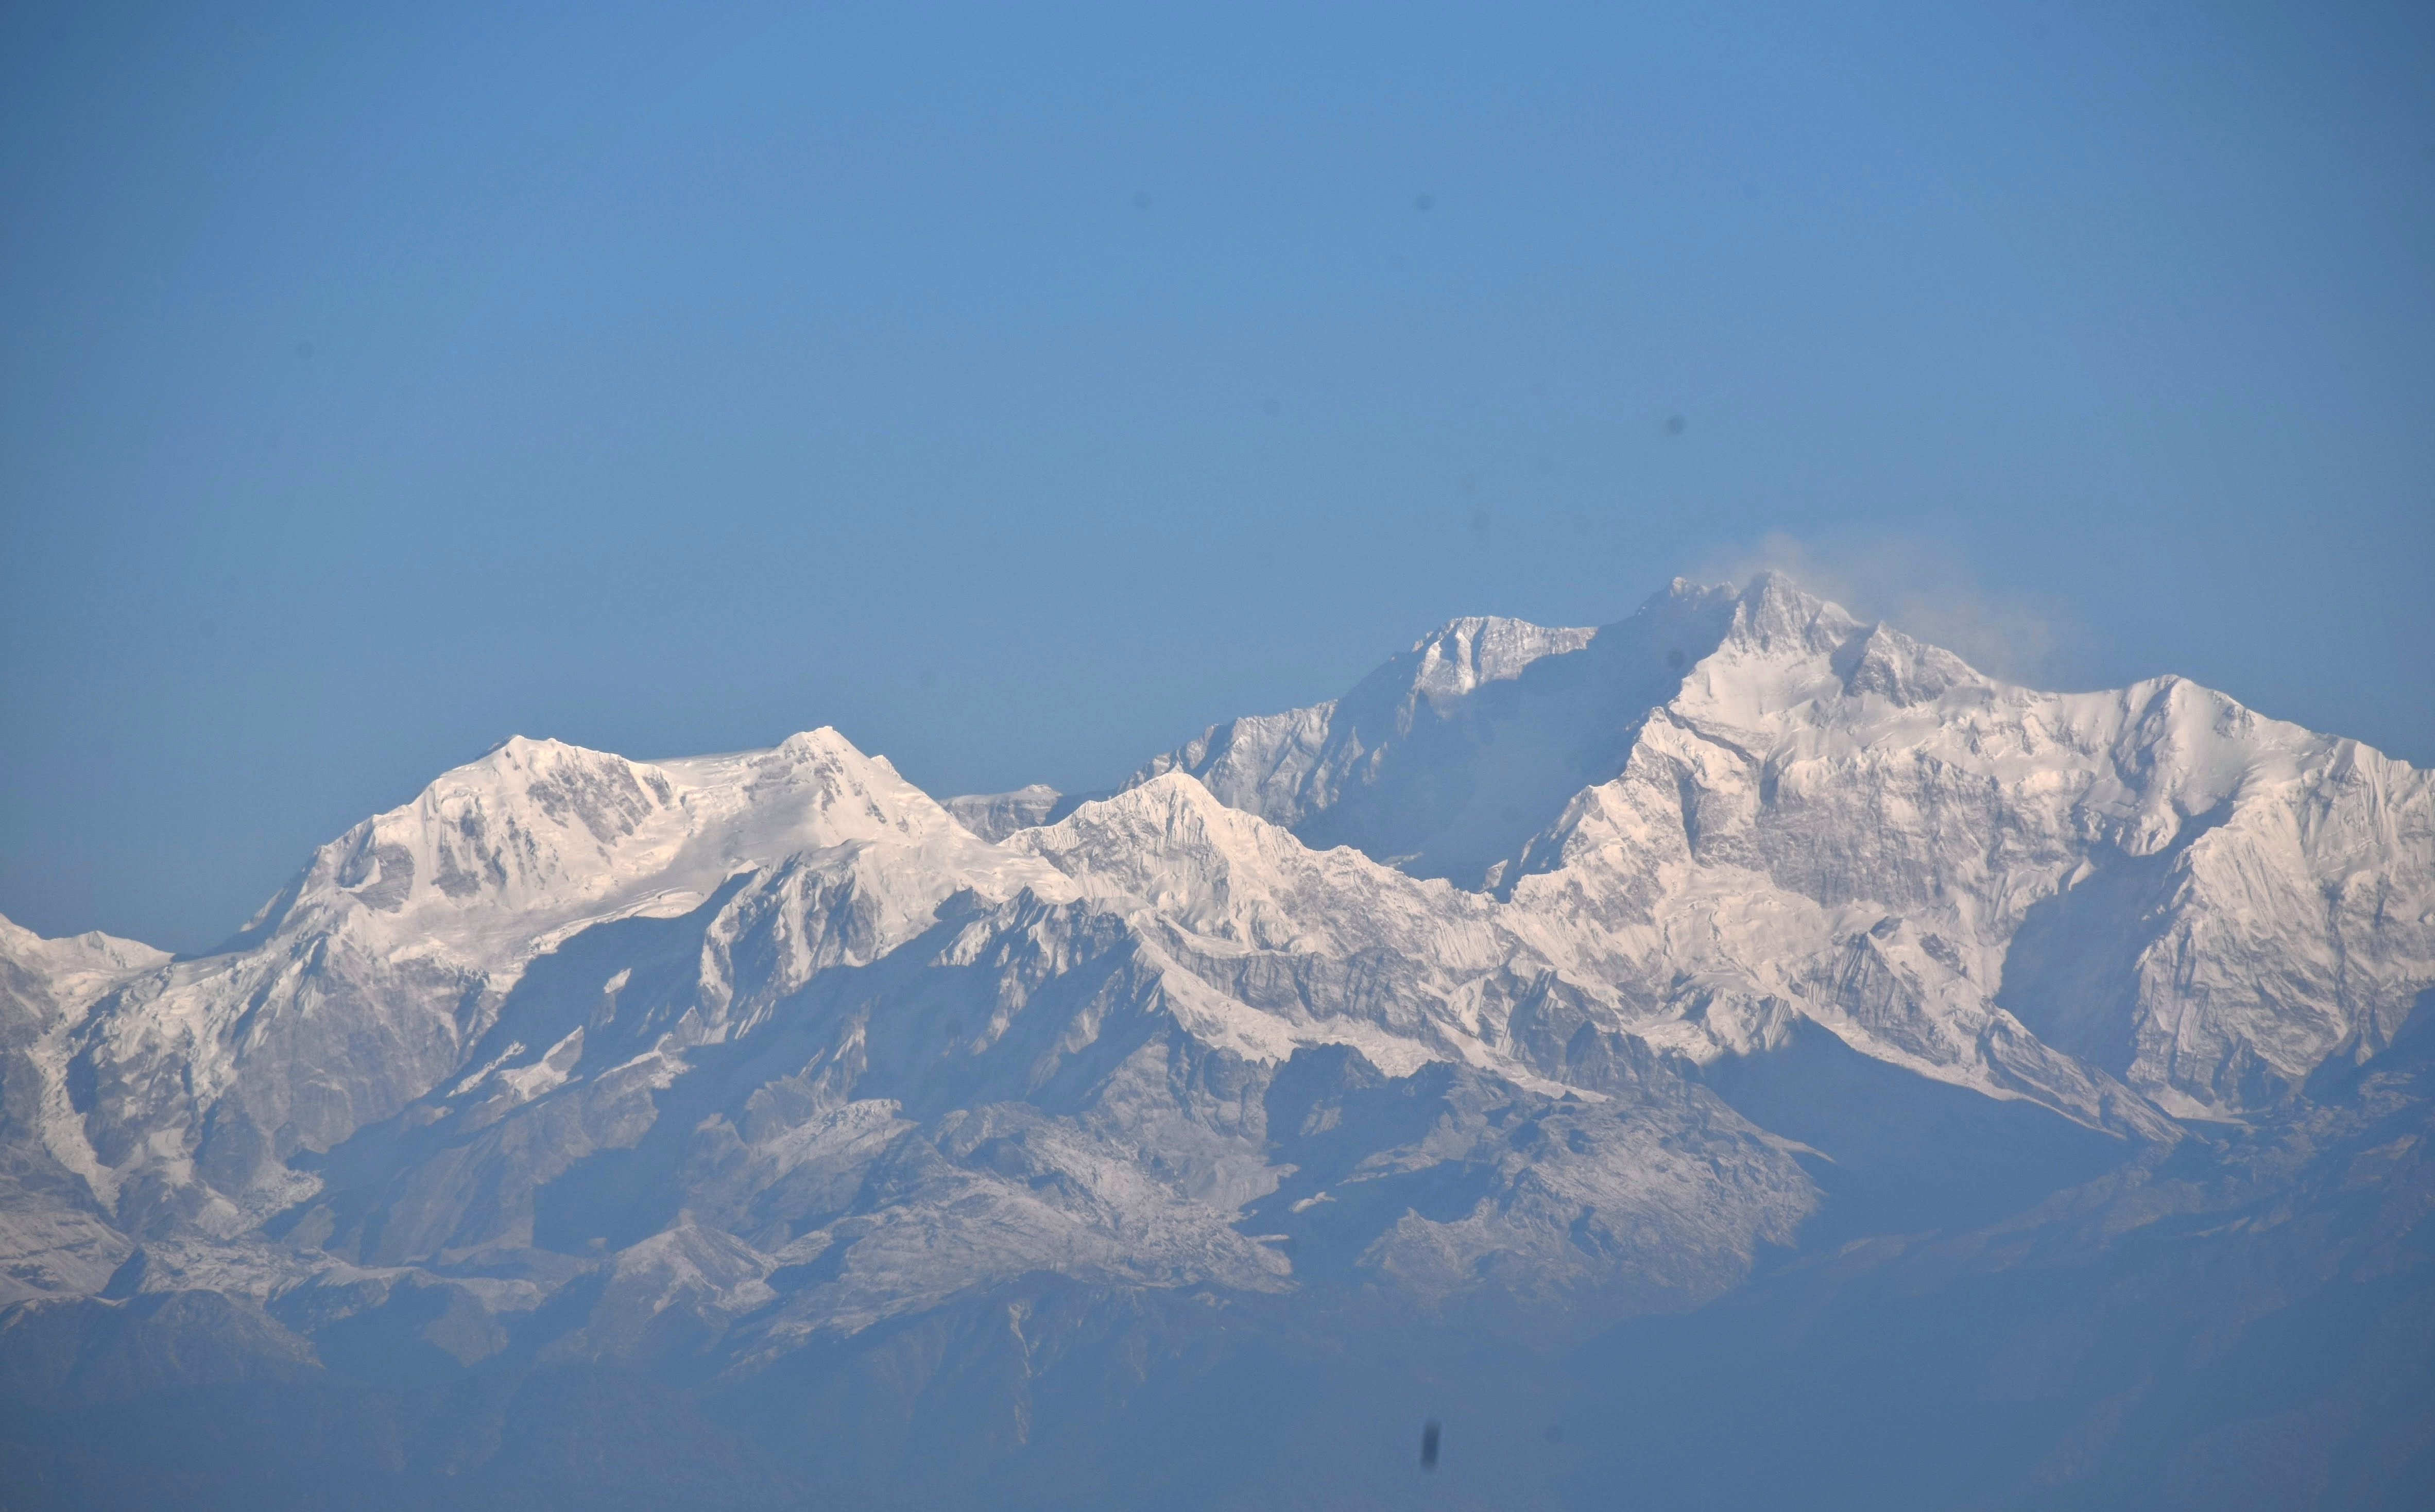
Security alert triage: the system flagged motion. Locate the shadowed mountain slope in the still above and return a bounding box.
[3,573,2429,1509]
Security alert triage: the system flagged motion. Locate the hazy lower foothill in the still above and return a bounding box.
[3,573,2428,1510]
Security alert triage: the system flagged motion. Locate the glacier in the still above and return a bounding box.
[1,572,2429,1510]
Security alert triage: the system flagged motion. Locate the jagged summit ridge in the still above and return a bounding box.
[253,726,993,954]
[1120,577,1741,889]
[0,570,2426,1396]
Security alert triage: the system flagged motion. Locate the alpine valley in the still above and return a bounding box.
[3,574,2430,1510]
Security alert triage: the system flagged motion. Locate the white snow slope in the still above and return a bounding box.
[1,573,2426,1361]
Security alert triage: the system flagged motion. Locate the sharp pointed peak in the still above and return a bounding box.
[1736,566,1835,613]
[1095,768,1233,814]
[1404,612,1589,652]
[455,732,630,776]
[1375,615,1596,706]
[1039,770,1288,850]
[650,725,910,792]
[774,725,862,756]
[1720,571,1862,656]
[1830,619,1986,705]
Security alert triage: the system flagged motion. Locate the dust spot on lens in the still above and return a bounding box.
[1132,191,1151,211]
[1469,508,1490,535]
[1664,415,1686,436]
[1667,648,1686,669]
[1414,192,1434,212]
[1420,1419,1442,1469]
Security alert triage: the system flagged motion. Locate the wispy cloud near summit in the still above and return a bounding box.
[1690,531,2099,689]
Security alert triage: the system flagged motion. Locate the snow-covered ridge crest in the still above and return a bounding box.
[1011,772,1526,990]
[303,727,982,955]
[1505,574,2435,1120]
[1403,615,1598,703]
[2,568,2427,1352]
[1123,614,1597,831]
[0,916,169,1019]
[45,726,1056,1236]
[316,734,685,933]
[1117,587,1735,889]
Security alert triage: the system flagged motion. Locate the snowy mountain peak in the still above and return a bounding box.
[1015,771,1319,917]
[6,574,2429,1510]
[655,725,966,862]
[323,736,683,922]
[305,725,965,938]
[1719,569,1861,658]
[1401,615,1596,704]
[4,565,2428,1460]
[1832,621,1983,707]
[0,915,170,1023]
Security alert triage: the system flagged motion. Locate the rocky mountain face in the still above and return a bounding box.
[2,573,2429,1511]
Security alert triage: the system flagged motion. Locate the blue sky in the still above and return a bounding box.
[4,1,2430,952]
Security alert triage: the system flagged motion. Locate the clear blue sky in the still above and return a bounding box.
[5,1,2430,952]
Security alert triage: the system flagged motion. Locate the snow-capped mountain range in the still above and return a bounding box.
[3,572,2430,1508]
